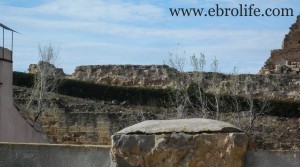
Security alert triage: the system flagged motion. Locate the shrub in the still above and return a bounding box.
[13,72,300,117]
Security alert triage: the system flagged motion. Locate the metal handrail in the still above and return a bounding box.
[0,23,20,60]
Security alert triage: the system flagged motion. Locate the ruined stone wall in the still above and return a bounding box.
[263,49,300,71]
[37,110,156,145]
[261,60,300,75]
[28,61,66,77]
[68,65,177,88]
[39,111,112,144]
[33,108,133,145]
[13,88,153,145]
[26,65,300,100]
[282,15,300,49]
[28,64,178,88]
[13,85,300,149]
[260,15,300,74]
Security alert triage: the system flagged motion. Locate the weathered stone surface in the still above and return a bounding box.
[260,15,300,74]
[13,87,300,150]
[69,65,177,88]
[282,15,300,50]
[13,87,158,145]
[116,118,242,134]
[111,119,248,167]
[27,62,300,100]
[28,61,66,77]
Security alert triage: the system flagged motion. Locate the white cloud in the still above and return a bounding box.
[30,0,164,23]
[1,0,297,74]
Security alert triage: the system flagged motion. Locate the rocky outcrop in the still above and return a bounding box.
[13,86,300,150]
[260,15,300,74]
[261,61,300,75]
[282,15,300,49]
[69,65,177,88]
[13,86,158,145]
[26,61,300,100]
[111,119,248,167]
[28,61,66,77]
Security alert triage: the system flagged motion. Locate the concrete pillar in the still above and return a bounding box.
[0,47,49,143]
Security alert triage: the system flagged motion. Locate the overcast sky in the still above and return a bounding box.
[0,0,299,74]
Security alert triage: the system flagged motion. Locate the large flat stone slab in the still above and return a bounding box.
[111,119,248,167]
[116,118,242,134]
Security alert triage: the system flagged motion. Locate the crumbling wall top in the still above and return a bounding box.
[282,15,300,49]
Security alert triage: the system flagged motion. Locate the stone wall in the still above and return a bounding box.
[35,109,130,145]
[260,15,300,74]
[28,64,178,88]
[261,49,300,73]
[39,110,156,145]
[28,61,66,77]
[13,90,153,145]
[282,15,300,49]
[40,111,112,144]
[261,60,300,75]
[69,65,177,88]
[26,63,300,100]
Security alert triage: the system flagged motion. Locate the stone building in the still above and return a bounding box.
[260,15,300,74]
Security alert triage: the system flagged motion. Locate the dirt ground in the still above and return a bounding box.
[222,114,300,151]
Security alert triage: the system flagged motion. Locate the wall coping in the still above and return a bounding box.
[0,142,111,149]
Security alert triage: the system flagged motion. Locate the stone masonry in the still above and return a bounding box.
[261,61,300,74]
[69,65,177,88]
[28,64,178,88]
[28,61,66,77]
[260,15,300,74]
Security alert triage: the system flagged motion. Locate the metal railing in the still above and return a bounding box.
[0,23,19,60]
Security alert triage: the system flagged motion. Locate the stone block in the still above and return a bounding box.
[111,118,248,167]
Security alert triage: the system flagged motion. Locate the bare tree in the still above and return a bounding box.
[229,66,242,127]
[166,47,274,136]
[167,51,223,120]
[209,57,221,120]
[27,43,61,122]
[189,53,210,118]
[243,75,272,133]
[167,49,190,119]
